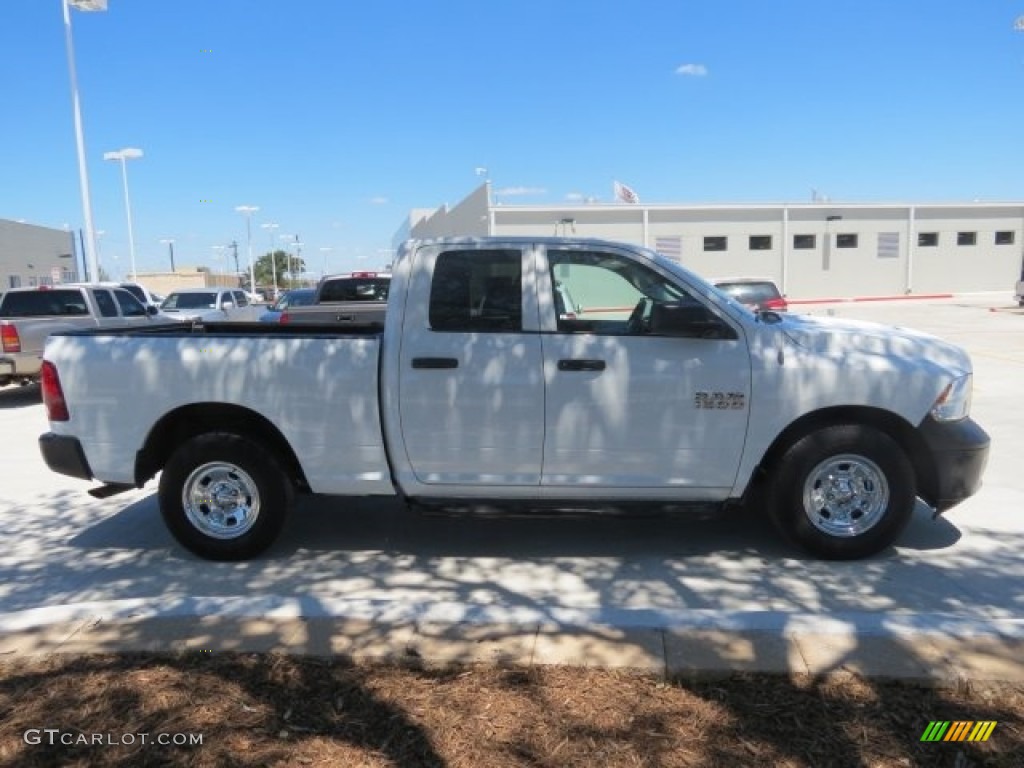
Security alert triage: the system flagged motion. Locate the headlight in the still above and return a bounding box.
[931,373,972,422]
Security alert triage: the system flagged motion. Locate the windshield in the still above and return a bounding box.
[162,292,218,310]
[273,290,316,310]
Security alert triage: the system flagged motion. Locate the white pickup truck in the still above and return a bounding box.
[38,237,989,561]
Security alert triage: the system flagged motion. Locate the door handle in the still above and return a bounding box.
[336,314,354,322]
[412,357,459,369]
[557,359,606,372]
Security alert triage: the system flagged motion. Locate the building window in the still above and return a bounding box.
[917,232,938,247]
[703,236,727,252]
[836,233,858,249]
[957,231,977,246]
[7,275,21,288]
[654,236,682,260]
[749,235,772,251]
[877,232,899,259]
[995,231,1015,245]
[793,234,816,249]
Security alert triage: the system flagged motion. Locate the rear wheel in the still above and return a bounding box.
[767,424,915,559]
[159,432,292,560]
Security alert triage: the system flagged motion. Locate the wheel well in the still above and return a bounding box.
[751,406,937,503]
[134,403,309,491]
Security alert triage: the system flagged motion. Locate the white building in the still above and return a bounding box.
[397,184,1024,299]
[1,219,80,289]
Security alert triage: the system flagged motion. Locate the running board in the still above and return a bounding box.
[87,483,135,499]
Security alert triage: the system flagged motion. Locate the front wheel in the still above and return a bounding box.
[767,425,916,560]
[159,432,293,560]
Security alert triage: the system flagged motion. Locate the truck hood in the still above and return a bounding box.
[777,314,972,374]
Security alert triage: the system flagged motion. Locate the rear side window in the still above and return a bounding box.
[429,250,522,332]
[232,291,249,307]
[0,289,89,318]
[92,289,119,318]
[113,289,147,317]
[319,278,391,302]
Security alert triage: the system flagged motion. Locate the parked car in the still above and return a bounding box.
[0,283,171,386]
[38,236,988,563]
[711,277,788,312]
[159,288,263,323]
[279,271,390,326]
[259,288,317,322]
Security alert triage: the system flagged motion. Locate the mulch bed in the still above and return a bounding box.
[0,653,1021,767]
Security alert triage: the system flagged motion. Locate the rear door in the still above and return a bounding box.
[396,243,544,487]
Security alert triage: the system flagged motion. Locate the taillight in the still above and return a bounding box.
[279,312,291,324]
[764,298,788,311]
[41,361,70,421]
[1,324,20,353]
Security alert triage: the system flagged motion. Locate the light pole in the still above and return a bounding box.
[104,147,143,281]
[62,0,108,285]
[261,222,280,297]
[159,238,176,272]
[280,234,296,288]
[319,247,332,278]
[235,205,259,294]
[211,245,228,284]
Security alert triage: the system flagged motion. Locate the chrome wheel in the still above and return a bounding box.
[802,453,889,538]
[182,461,261,540]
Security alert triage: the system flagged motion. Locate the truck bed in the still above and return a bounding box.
[44,322,393,497]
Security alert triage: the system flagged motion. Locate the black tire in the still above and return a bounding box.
[158,432,293,561]
[767,424,915,560]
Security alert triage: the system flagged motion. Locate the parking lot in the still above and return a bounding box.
[1,295,1022,678]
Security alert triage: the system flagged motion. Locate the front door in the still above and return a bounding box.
[538,245,751,493]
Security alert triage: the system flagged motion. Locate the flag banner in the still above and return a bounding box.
[613,180,640,204]
[69,0,108,10]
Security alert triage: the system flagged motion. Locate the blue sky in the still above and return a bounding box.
[1,1,1022,279]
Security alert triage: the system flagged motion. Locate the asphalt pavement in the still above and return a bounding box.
[1,294,1022,681]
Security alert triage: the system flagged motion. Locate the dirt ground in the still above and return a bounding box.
[0,653,1021,767]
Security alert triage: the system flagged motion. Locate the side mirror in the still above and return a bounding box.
[146,304,159,316]
[649,301,735,340]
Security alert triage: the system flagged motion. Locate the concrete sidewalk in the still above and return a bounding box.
[3,612,1023,684]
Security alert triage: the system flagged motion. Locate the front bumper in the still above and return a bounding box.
[39,433,94,481]
[916,415,990,513]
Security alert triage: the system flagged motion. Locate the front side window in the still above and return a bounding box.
[232,291,249,307]
[548,249,733,339]
[429,249,522,332]
[113,289,147,317]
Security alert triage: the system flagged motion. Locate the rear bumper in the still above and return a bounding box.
[39,433,94,481]
[916,416,990,513]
